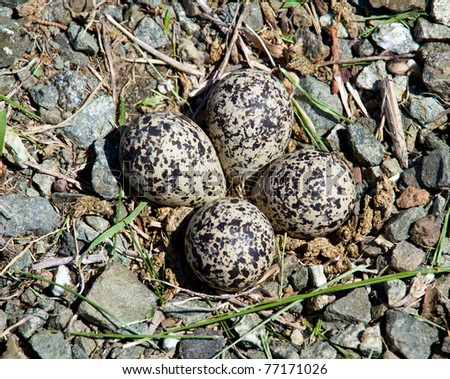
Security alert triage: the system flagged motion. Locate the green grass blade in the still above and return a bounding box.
[0,93,41,122]
[0,109,6,156]
[83,200,149,255]
[432,202,450,267]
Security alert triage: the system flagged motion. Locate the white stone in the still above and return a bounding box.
[372,22,420,54]
[356,60,388,91]
[431,0,450,26]
[52,265,72,296]
[3,128,34,168]
[308,265,327,287]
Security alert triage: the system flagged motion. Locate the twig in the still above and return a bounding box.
[106,15,203,77]
[0,316,32,339]
[380,76,408,168]
[346,82,370,118]
[25,160,83,190]
[319,54,415,66]
[32,252,108,271]
[101,21,117,102]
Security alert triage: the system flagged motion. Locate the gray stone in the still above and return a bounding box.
[356,60,388,91]
[32,159,59,197]
[233,313,262,349]
[304,294,335,313]
[329,323,365,349]
[384,279,407,305]
[84,216,110,233]
[299,341,337,359]
[163,295,215,326]
[0,6,12,18]
[362,239,384,257]
[179,328,225,359]
[338,39,353,60]
[383,207,427,242]
[0,194,61,237]
[40,108,63,125]
[91,139,121,199]
[442,336,450,353]
[391,241,426,272]
[172,1,199,35]
[288,264,309,292]
[369,0,426,11]
[308,265,327,287]
[1,335,28,359]
[53,33,91,67]
[353,38,375,57]
[270,338,301,359]
[421,148,450,190]
[386,310,439,358]
[319,13,348,38]
[431,0,450,26]
[410,96,447,130]
[18,308,49,339]
[346,123,386,166]
[67,23,99,55]
[54,70,87,112]
[219,2,264,32]
[372,22,419,54]
[434,273,450,297]
[29,330,72,359]
[0,309,7,334]
[3,128,34,168]
[62,95,115,149]
[359,324,383,357]
[415,18,450,42]
[293,76,343,136]
[110,346,145,359]
[423,51,450,101]
[324,288,372,323]
[78,263,158,330]
[75,220,99,243]
[0,17,26,68]
[421,132,449,151]
[28,84,59,110]
[418,42,450,62]
[134,16,170,49]
[381,157,403,178]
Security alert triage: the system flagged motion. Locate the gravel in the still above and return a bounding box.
[0,0,449,361]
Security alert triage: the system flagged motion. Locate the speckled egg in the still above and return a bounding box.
[119,112,227,207]
[206,68,293,183]
[251,150,356,239]
[185,198,276,291]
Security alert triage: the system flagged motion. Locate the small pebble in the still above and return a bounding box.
[396,186,430,209]
[410,215,443,247]
[391,241,426,271]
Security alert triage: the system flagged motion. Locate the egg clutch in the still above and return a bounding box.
[119,68,356,292]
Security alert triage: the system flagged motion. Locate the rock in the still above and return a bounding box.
[91,139,121,199]
[353,38,375,57]
[1,335,28,359]
[29,330,72,359]
[270,339,301,359]
[346,123,386,166]
[369,0,426,11]
[421,131,449,150]
[67,22,99,55]
[324,288,372,324]
[84,215,110,233]
[431,0,450,26]
[381,157,403,178]
[423,51,450,101]
[290,329,304,346]
[414,18,450,42]
[409,96,447,130]
[53,33,91,67]
[219,2,264,32]
[391,241,426,271]
[396,186,430,209]
[304,294,336,313]
[293,76,342,136]
[288,264,309,292]
[418,42,450,62]
[163,295,214,326]
[442,337,450,354]
[3,128,34,168]
[299,341,337,359]
[179,328,225,359]
[233,313,262,349]
[434,273,450,296]
[355,60,388,91]
[0,309,6,334]
[28,84,59,110]
[32,159,59,197]
[109,346,145,359]
[384,279,407,306]
[319,13,348,38]
[372,23,419,54]
[421,148,450,190]
[62,95,116,149]
[329,323,365,349]
[54,70,87,112]
[410,215,442,247]
[172,2,199,34]
[52,265,72,297]
[78,263,158,330]
[359,324,383,357]
[386,310,439,358]
[383,207,427,242]
[308,265,327,287]
[134,16,170,49]
[0,194,61,237]
[0,17,26,68]
[382,350,401,359]
[18,308,49,339]
[40,108,63,125]
[362,239,383,257]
